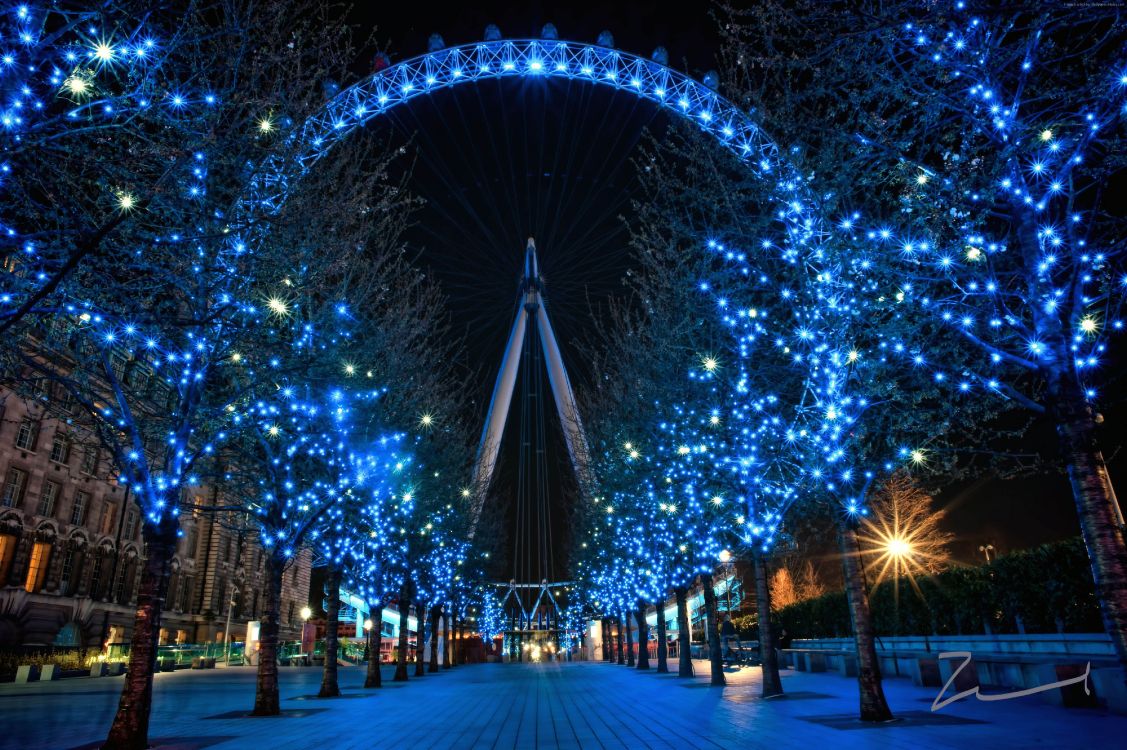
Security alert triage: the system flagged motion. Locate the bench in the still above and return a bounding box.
[781,648,856,676]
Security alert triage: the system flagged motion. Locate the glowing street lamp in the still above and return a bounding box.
[885,537,913,559]
[718,550,734,614]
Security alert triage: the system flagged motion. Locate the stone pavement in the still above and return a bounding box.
[0,659,1124,749]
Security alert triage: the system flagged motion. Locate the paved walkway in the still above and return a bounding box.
[0,659,1124,749]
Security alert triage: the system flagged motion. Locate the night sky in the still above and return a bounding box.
[343,1,1125,579]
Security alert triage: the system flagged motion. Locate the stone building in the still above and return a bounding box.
[0,388,311,650]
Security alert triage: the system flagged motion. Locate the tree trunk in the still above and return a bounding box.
[364,605,383,688]
[1047,369,1127,679]
[102,518,177,750]
[839,519,894,721]
[458,621,467,664]
[615,616,625,665]
[601,618,611,661]
[415,599,427,677]
[752,547,783,697]
[655,596,669,673]
[635,603,650,670]
[393,598,411,681]
[443,611,452,668]
[318,567,342,698]
[429,606,442,672]
[674,587,692,677]
[701,573,725,686]
[625,611,636,667]
[251,554,286,716]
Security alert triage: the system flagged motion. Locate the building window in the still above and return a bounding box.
[59,547,75,594]
[0,534,17,584]
[53,622,79,647]
[37,481,60,517]
[179,575,193,613]
[14,420,38,450]
[287,600,295,625]
[49,434,70,464]
[109,353,128,383]
[58,392,75,414]
[2,468,28,508]
[99,503,116,535]
[70,491,89,525]
[89,554,104,598]
[24,541,51,593]
[80,446,98,476]
[124,511,137,540]
[127,364,150,392]
[112,563,128,602]
[216,576,228,614]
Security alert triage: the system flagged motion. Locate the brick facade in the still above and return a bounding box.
[0,389,311,649]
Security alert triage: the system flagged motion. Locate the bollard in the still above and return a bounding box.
[15,665,40,683]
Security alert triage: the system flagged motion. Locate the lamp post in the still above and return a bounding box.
[300,606,313,661]
[979,544,995,563]
[223,584,239,666]
[718,550,733,614]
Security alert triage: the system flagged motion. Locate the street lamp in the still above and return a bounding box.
[718,550,734,614]
[979,544,995,563]
[300,605,312,622]
[223,584,240,666]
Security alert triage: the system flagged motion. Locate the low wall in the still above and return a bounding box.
[793,633,1116,658]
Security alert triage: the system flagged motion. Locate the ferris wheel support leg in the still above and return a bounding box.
[470,302,529,530]
[535,302,591,484]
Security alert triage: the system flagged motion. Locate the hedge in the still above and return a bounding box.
[775,538,1103,639]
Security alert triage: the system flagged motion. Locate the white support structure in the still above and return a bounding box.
[469,238,591,533]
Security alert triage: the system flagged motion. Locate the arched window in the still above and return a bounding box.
[53,622,80,647]
[24,539,51,593]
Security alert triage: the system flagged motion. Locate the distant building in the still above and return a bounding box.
[0,388,311,650]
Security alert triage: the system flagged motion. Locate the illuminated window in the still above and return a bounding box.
[70,491,89,525]
[100,503,116,535]
[0,534,17,583]
[37,481,60,517]
[2,468,28,507]
[14,420,37,450]
[24,541,51,592]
